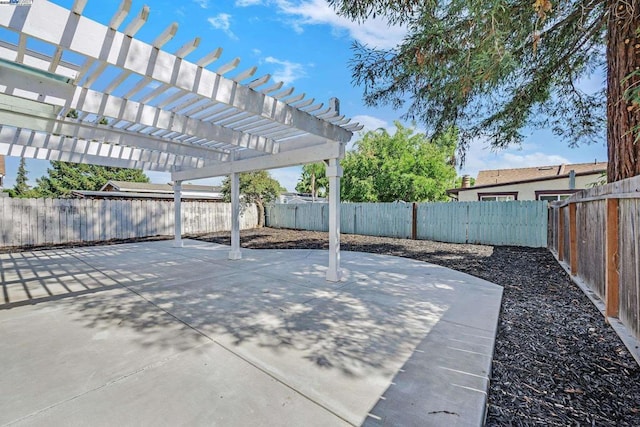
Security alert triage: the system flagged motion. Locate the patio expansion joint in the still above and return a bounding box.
[435,317,501,335]
[64,251,358,427]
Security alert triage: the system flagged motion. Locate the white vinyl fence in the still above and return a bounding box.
[0,198,258,248]
[266,201,548,247]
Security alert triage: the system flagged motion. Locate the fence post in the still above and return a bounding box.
[558,206,564,261]
[412,202,418,240]
[173,181,183,248]
[569,202,578,275]
[605,198,620,318]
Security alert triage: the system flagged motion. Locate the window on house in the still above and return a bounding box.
[479,195,515,201]
[537,194,572,201]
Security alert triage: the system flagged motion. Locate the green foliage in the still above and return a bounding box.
[34,161,149,198]
[296,163,328,198]
[222,171,285,227]
[221,171,284,204]
[330,0,607,159]
[340,122,457,202]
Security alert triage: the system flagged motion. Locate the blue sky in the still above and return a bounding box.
[3,0,607,191]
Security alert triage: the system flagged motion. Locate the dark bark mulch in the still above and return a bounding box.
[196,227,640,426]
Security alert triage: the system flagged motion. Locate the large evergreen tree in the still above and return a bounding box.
[330,0,639,182]
[34,162,149,198]
[340,123,457,202]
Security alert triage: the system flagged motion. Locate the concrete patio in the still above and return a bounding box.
[0,239,502,426]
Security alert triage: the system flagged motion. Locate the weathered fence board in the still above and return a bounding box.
[548,174,640,344]
[267,200,548,247]
[561,207,571,262]
[343,203,412,238]
[0,198,258,249]
[619,197,640,338]
[417,202,468,243]
[577,200,606,300]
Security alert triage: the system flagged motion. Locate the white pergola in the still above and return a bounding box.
[0,0,360,281]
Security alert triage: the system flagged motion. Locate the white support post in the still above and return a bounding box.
[326,158,343,282]
[173,180,183,248]
[229,172,242,260]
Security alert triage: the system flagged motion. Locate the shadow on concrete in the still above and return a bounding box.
[1,239,501,425]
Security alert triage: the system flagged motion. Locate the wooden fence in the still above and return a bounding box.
[548,175,640,342]
[0,198,258,249]
[266,200,548,247]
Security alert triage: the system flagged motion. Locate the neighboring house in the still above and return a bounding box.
[71,180,223,201]
[448,162,607,202]
[278,192,328,204]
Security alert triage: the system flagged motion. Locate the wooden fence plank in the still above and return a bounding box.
[569,202,578,275]
[606,198,620,317]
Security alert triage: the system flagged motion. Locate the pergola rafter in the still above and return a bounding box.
[0,127,206,172]
[0,0,361,281]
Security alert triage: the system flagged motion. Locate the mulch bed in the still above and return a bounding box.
[195,227,640,425]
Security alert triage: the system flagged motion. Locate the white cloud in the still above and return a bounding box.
[208,14,238,40]
[193,0,210,9]
[350,115,390,133]
[235,0,262,6]
[264,56,306,85]
[500,152,570,168]
[274,0,406,49]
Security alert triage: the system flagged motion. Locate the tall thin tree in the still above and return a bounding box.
[12,158,31,197]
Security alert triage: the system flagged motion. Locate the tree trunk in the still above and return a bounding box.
[607,0,640,182]
[256,200,264,228]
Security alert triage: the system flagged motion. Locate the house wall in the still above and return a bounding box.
[457,174,602,201]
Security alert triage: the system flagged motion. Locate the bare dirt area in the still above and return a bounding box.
[196,227,640,426]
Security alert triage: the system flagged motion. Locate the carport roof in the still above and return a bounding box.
[0,0,361,179]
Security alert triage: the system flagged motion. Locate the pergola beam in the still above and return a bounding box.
[172,142,343,181]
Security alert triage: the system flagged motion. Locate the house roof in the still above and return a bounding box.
[475,162,607,186]
[0,155,5,176]
[71,190,221,201]
[101,180,222,194]
[448,162,607,195]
